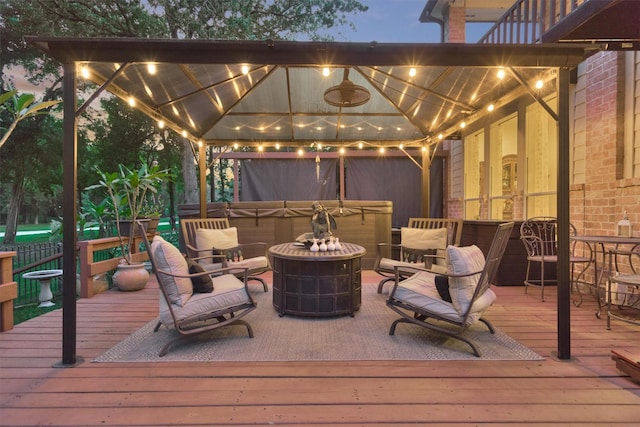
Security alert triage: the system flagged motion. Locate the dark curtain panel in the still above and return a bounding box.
[345,156,422,227]
[430,156,444,218]
[240,158,337,201]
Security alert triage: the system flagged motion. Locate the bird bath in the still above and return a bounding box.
[23,269,63,307]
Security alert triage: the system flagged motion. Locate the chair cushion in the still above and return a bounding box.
[186,258,214,293]
[447,245,486,314]
[160,273,251,325]
[151,235,193,306]
[228,256,269,272]
[195,227,239,267]
[401,227,447,250]
[393,271,462,322]
[392,270,496,326]
[401,227,448,268]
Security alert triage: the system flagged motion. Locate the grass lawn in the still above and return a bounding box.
[1,220,176,244]
[14,302,62,325]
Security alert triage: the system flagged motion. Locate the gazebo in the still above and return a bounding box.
[27,36,595,366]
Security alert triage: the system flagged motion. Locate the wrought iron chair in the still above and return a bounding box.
[140,222,257,357]
[607,245,640,329]
[386,222,514,357]
[520,217,591,302]
[374,218,463,294]
[180,217,270,292]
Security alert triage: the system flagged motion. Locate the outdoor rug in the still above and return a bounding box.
[94,284,543,362]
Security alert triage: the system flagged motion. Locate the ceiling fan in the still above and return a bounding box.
[323,68,370,108]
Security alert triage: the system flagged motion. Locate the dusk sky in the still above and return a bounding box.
[322,0,492,43]
[324,0,441,43]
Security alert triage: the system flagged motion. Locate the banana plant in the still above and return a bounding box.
[0,90,61,152]
[86,161,172,264]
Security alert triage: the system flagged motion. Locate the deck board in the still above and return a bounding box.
[2,271,640,426]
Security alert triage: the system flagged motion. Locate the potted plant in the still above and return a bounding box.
[86,160,171,291]
[140,191,165,235]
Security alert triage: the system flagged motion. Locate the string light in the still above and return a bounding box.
[147,63,157,74]
[323,67,330,76]
[535,79,544,89]
[157,120,165,129]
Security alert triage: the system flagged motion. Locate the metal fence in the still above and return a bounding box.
[2,231,179,307]
[2,242,64,307]
[2,241,115,307]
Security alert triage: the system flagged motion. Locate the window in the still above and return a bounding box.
[489,114,517,220]
[464,130,484,219]
[525,97,558,217]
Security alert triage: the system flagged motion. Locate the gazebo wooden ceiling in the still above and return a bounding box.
[27,36,596,366]
[29,37,595,149]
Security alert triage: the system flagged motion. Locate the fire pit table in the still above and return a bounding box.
[269,242,365,317]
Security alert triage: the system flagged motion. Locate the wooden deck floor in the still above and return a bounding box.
[1,270,640,426]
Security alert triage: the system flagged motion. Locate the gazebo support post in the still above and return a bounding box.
[556,67,572,360]
[59,62,80,367]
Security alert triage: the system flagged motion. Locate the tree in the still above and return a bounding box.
[0,110,63,243]
[148,0,366,40]
[0,0,368,236]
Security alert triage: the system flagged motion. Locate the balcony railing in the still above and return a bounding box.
[477,0,590,44]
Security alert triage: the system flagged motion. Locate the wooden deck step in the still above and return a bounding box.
[611,348,640,383]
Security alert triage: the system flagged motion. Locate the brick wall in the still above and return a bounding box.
[578,51,635,236]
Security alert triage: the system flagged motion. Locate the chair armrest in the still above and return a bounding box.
[190,254,227,264]
[236,242,268,258]
[185,243,214,259]
[392,264,481,279]
[376,242,400,258]
[155,265,249,279]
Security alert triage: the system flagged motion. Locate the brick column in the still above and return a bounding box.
[444,3,466,43]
